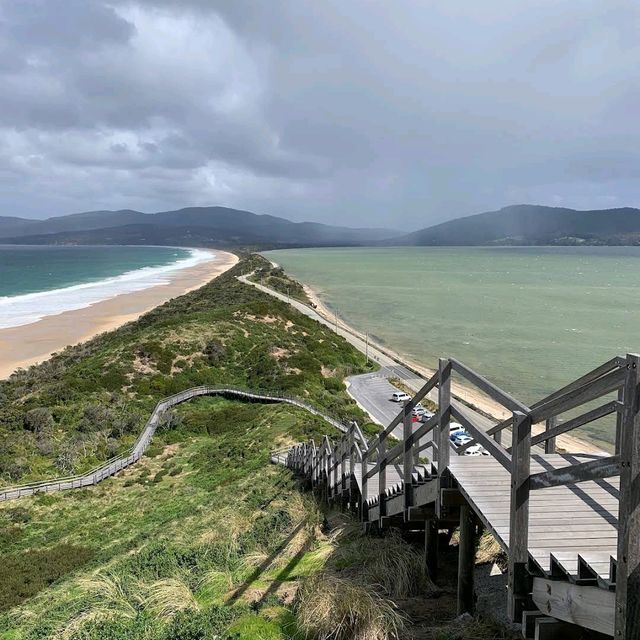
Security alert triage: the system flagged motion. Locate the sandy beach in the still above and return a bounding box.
[0,249,238,379]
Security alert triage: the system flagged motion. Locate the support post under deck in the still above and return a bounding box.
[425,518,439,580]
[457,503,475,615]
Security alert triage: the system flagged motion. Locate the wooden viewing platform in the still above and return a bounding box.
[277,354,640,639]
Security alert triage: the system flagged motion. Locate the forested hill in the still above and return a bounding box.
[0,206,396,248]
[391,204,640,246]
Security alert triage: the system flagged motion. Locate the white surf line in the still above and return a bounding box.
[0,248,214,329]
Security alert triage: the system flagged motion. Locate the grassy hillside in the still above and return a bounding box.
[0,397,335,639]
[0,254,373,485]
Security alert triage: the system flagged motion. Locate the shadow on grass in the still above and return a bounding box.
[225,521,312,606]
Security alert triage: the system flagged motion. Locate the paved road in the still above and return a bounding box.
[240,274,498,443]
[346,370,404,428]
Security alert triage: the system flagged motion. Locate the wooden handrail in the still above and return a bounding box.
[530,355,624,410]
[451,358,530,413]
[529,367,626,424]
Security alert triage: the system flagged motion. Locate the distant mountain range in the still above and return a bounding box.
[392,204,640,246]
[0,206,397,248]
[2,204,640,248]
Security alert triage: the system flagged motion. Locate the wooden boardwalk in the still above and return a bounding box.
[0,386,347,502]
[279,354,640,639]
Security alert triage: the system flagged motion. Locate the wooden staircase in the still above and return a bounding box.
[274,354,640,639]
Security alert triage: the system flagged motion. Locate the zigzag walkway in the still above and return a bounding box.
[0,386,347,502]
[277,354,640,640]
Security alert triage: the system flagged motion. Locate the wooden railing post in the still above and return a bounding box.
[615,353,640,640]
[341,434,348,500]
[436,358,450,518]
[332,440,340,497]
[378,428,387,522]
[544,416,557,454]
[507,410,531,623]
[403,401,413,512]
[347,424,354,507]
[361,442,369,522]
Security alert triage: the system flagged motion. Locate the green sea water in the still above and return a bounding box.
[266,246,640,444]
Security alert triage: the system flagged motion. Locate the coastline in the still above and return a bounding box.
[300,284,606,455]
[0,249,238,379]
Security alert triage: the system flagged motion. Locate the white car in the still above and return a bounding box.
[449,422,464,432]
[464,444,489,456]
[412,403,426,416]
[391,391,411,403]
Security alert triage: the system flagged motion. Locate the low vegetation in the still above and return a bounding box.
[249,264,311,305]
[0,397,330,638]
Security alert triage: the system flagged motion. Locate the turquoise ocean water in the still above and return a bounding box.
[0,245,207,329]
[266,246,640,445]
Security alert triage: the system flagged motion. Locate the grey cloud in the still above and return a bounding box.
[0,0,639,226]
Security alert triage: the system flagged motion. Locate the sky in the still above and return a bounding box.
[1,0,639,230]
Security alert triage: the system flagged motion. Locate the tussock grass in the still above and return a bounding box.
[296,573,405,640]
[475,531,506,569]
[144,577,199,618]
[294,518,435,640]
[58,572,141,639]
[331,528,435,599]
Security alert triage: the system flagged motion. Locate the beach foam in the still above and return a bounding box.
[0,248,214,329]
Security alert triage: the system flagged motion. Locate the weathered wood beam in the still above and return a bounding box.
[532,577,614,636]
[457,503,476,615]
[531,355,624,410]
[528,455,620,490]
[530,400,619,449]
[615,353,640,640]
[529,367,626,424]
[451,358,530,413]
[544,415,557,454]
[436,358,451,519]
[403,403,413,512]
[425,519,438,579]
[507,411,531,623]
[450,404,511,471]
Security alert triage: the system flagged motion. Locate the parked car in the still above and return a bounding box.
[449,422,464,432]
[420,410,435,422]
[412,403,426,417]
[391,391,411,402]
[451,433,472,447]
[463,444,489,456]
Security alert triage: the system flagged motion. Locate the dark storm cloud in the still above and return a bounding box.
[0,0,639,226]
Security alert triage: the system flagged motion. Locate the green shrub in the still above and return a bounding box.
[23,407,54,433]
[162,606,239,640]
[0,544,94,611]
[153,470,168,483]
